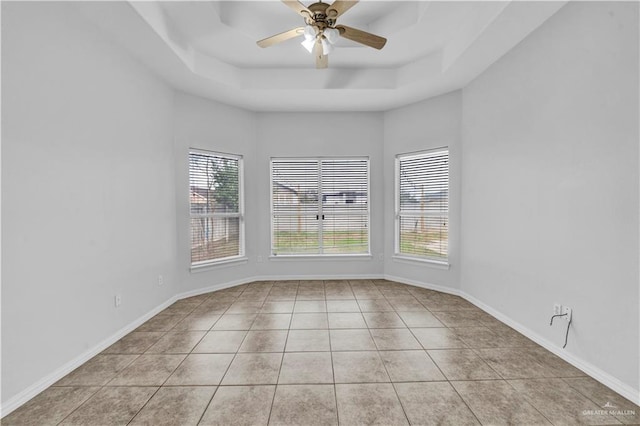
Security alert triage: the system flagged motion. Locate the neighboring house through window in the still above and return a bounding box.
[189,149,244,266]
[395,148,449,263]
[271,157,370,256]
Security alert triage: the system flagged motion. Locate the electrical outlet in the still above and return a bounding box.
[158,275,164,286]
[553,304,562,315]
[562,306,572,322]
[114,294,122,308]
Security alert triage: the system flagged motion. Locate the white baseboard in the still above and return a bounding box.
[175,275,386,301]
[3,274,386,416]
[176,276,260,300]
[0,295,177,418]
[383,274,461,297]
[252,274,385,282]
[384,274,639,405]
[385,275,640,405]
[461,291,640,406]
[4,273,638,417]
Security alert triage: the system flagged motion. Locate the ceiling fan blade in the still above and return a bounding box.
[326,0,358,18]
[336,25,387,50]
[281,0,312,17]
[314,38,328,69]
[257,27,304,48]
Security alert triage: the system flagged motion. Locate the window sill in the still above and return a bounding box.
[269,254,373,261]
[392,255,450,270]
[190,256,249,273]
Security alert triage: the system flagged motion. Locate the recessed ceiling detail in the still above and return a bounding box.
[255,1,389,69]
[75,1,566,111]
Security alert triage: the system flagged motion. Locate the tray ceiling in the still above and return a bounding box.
[75,1,566,111]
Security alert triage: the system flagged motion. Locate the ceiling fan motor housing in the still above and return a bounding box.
[305,2,336,29]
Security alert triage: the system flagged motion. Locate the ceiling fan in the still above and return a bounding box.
[257,0,387,69]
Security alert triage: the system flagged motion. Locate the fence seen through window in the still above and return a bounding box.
[189,150,243,265]
[396,149,449,261]
[271,158,370,256]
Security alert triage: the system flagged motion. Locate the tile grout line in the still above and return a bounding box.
[54,386,103,426]
[221,283,270,388]
[128,291,231,425]
[195,283,266,425]
[502,378,558,425]
[265,281,298,425]
[413,287,498,426]
[557,377,631,424]
[446,382,484,425]
[326,293,341,426]
[376,283,423,425]
[322,281,340,425]
[58,295,214,425]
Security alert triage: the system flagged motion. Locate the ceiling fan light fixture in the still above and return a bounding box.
[303,25,316,41]
[301,37,316,53]
[321,37,333,55]
[324,27,339,44]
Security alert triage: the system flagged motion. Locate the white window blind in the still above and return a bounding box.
[271,158,369,256]
[396,149,448,262]
[189,150,244,265]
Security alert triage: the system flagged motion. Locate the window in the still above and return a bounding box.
[395,148,449,263]
[189,149,244,266]
[271,157,369,256]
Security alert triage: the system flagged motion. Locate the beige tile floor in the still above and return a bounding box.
[3,279,638,425]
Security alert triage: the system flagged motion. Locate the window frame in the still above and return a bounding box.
[270,156,371,258]
[394,148,449,266]
[189,148,246,269]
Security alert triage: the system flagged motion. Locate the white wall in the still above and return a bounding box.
[255,112,385,278]
[173,92,258,292]
[3,0,638,412]
[173,99,385,287]
[461,1,639,394]
[383,92,462,291]
[1,2,177,405]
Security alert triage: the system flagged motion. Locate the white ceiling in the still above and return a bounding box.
[76,1,566,111]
